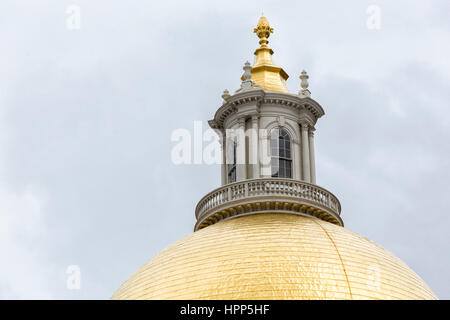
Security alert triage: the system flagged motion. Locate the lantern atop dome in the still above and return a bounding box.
[195,16,341,230]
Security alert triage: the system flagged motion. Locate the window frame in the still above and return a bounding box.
[270,128,292,178]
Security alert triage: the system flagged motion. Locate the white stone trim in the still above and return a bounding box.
[194,178,342,231]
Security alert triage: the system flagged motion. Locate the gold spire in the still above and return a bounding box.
[243,15,289,93]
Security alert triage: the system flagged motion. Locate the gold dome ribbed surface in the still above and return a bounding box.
[112,214,436,300]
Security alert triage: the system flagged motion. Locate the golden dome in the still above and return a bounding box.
[112,214,436,300]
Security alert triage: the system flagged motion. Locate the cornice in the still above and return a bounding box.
[210,90,325,130]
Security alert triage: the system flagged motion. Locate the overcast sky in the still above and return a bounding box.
[0,0,449,299]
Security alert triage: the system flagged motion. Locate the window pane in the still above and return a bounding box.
[285,142,291,158]
[286,163,292,178]
[270,137,278,156]
[271,148,278,157]
[271,165,279,177]
[270,130,278,140]
[281,129,290,140]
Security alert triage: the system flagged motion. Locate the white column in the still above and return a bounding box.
[293,139,301,180]
[250,115,260,179]
[301,123,311,182]
[259,126,271,178]
[236,118,247,181]
[309,129,316,184]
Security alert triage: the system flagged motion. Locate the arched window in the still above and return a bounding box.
[270,128,292,178]
[227,141,237,183]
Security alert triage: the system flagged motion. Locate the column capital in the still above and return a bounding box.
[300,122,309,131]
[238,117,246,126]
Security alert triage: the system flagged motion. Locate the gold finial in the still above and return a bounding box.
[254,14,273,48]
[245,15,289,93]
